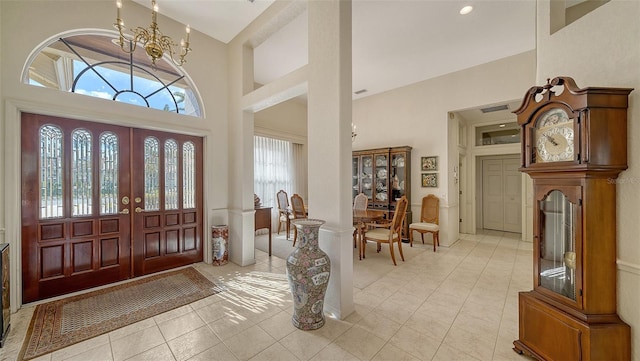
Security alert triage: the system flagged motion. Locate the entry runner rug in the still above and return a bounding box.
[19,267,220,360]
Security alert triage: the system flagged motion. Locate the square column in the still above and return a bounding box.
[307,0,354,319]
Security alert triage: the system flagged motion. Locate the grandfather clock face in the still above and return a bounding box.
[534,108,575,163]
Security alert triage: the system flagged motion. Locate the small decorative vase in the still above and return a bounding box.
[286,219,330,330]
[211,225,228,266]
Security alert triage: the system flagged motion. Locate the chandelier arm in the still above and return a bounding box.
[157,35,188,66]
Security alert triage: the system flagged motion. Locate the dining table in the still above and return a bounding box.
[353,209,386,260]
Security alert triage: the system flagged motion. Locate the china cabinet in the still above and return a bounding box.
[353,146,411,237]
[513,77,632,360]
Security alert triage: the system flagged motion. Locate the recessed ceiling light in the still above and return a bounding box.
[459,5,473,15]
[499,124,506,128]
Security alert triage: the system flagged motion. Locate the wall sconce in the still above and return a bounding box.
[351,123,357,142]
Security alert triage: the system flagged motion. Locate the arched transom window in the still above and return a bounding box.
[24,32,202,117]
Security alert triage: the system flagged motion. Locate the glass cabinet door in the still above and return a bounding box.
[352,156,360,199]
[538,189,578,301]
[373,154,388,203]
[361,155,373,201]
[390,153,406,201]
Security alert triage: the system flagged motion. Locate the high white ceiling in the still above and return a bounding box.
[135,0,536,103]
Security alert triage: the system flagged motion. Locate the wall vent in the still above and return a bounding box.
[480,104,509,113]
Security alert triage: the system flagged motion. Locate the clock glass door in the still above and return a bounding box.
[538,190,578,301]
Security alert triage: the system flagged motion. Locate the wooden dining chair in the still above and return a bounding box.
[352,193,368,248]
[290,194,308,246]
[409,194,439,251]
[362,196,408,265]
[353,193,368,210]
[276,190,293,238]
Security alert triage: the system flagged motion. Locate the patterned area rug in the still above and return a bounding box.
[19,267,221,360]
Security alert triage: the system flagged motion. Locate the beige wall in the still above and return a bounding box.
[352,50,536,246]
[0,0,229,309]
[255,98,308,142]
[536,0,640,358]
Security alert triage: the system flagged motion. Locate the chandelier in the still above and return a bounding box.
[115,0,191,67]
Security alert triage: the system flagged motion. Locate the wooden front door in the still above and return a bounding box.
[131,129,203,276]
[21,113,203,303]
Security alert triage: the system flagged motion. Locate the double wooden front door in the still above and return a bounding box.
[21,113,203,303]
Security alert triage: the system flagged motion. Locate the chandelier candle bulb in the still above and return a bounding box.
[116,0,121,20]
[152,1,158,23]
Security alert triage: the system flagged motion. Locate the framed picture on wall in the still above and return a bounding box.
[421,173,438,187]
[421,156,438,171]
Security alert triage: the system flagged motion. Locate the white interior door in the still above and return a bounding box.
[482,157,521,232]
[483,159,504,230]
[503,158,522,232]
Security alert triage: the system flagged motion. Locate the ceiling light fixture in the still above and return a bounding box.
[459,5,473,15]
[115,0,191,67]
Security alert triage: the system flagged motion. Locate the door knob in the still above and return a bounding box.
[119,209,129,214]
[135,207,144,213]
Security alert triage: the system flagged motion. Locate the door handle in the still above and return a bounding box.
[135,207,144,213]
[119,209,129,214]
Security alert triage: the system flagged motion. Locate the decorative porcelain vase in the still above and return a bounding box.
[286,219,330,330]
[211,225,228,266]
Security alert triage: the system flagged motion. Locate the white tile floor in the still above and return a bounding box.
[1,230,534,361]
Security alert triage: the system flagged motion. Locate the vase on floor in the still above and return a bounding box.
[286,219,330,330]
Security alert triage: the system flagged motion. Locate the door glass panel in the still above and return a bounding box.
[165,139,178,210]
[144,137,160,211]
[40,125,64,219]
[72,129,93,216]
[539,190,577,300]
[100,132,119,215]
[183,141,195,209]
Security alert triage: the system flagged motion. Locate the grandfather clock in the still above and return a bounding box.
[512,77,632,360]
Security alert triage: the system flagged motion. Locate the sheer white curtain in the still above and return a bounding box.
[291,143,307,201]
[254,136,293,229]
